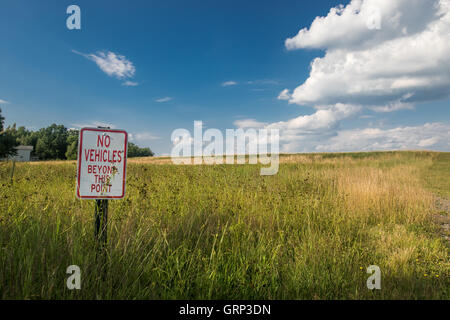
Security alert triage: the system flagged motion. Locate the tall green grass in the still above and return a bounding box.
[0,151,448,299]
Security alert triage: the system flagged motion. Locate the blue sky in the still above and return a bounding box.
[1,0,449,155]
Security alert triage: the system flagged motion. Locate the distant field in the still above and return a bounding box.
[0,151,448,299]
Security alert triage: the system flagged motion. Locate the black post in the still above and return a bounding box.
[94,199,108,248]
[10,159,15,184]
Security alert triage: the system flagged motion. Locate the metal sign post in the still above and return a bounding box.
[95,199,108,249]
[10,159,15,184]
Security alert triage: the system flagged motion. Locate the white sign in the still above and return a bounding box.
[76,128,128,199]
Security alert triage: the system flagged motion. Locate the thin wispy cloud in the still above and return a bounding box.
[221,81,237,87]
[250,88,266,92]
[155,97,172,103]
[129,132,160,142]
[72,50,136,80]
[71,121,117,129]
[246,79,279,85]
[0,99,9,104]
[234,119,268,129]
[122,80,138,87]
[370,102,414,113]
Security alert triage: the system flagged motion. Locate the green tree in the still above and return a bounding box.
[0,109,18,158]
[65,129,79,160]
[35,124,69,160]
[127,142,154,157]
[9,125,38,148]
[14,126,33,145]
[0,108,4,132]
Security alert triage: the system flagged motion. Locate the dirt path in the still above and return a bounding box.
[433,197,450,244]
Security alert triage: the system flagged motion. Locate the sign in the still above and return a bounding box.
[76,128,128,199]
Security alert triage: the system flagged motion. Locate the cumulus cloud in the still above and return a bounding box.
[233,104,362,152]
[285,0,441,50]
[267,104,361,132]
[314,123,450,152]
[283,0,450,107]
[234,104,449,153]
[73,50,136,79]
[221,81,238,87]
[258,121,449,153]
[259,0,450,152]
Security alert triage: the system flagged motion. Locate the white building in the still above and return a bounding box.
[12,145,33,162]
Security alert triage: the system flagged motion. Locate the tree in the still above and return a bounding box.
[2,118,155,160]
[0,109,18,158]
[0,130,17,158]
[0,108,4,132]
[14,126,33,145]
[127,142,154,157]
[9,125,38,148]
[65,129,79,160]
[35,124,69,160]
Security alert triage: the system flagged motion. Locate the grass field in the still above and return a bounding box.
[0,151,448,299]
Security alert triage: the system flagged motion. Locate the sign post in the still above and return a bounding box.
[10,159,15,184]
[95,199,108,249]
[76,127,128,250]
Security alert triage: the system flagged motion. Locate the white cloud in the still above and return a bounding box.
[369,94,415,112]
[72,121,116,129]
[233,105,450,152]
[73,50,136,79]
[129,131,160,142]
[247,79,279,85]
[234,119,268,129]
[234,104,361,152]
[122,81,138,86]
[285,0,441,50]
[233,0,450,153]
[0,99,9,104]
[267,104,361,133]
[155,97,172,103]
[283,0,450,107]
[277,89,291,100]
[370,101,414,113]
[418,136,440,147]
[221,81,238,87]
[315,123,450,152]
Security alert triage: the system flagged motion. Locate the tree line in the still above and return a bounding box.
[0,108,154,160]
